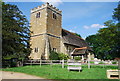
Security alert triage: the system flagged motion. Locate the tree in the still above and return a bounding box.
[2,2,31,59]
[86,20,120,60]
[111,2,120,58]
[112,2,120,23]
[98,21,118,59]
[86,34,106,59]
[75,33,81,38]
[86,2,120,60]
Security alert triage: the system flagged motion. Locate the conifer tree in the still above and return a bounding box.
[2,2,31,59]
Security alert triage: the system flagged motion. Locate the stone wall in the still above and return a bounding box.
[60,40,77,55]
[30,35,45,59]
[46,4,62,53]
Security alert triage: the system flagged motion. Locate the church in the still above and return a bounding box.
[29,3,93,60]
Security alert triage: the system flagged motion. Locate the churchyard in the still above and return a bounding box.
[2,1,120,80]
[1,59,119,79]
[1,64,118,79]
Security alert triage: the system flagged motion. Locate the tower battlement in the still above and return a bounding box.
[31,2,62,14]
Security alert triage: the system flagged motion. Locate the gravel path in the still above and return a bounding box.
[0,71,45,79]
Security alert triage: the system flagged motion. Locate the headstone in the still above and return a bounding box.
[94,58,99,64]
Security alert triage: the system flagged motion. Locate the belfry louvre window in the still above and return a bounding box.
[35,47,39,52]
[53,13,57,19]
[36,12,40,18]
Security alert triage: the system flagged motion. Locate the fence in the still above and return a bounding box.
[24,59,67,68]
[2,58,23,68]
[87,60,118,69]
[23,59,118,69]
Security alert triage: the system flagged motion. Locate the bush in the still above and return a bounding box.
[49,51,59,60]
[58,53,69,60]
[74,57,81,60]
[2,59,11,68]
[112,61,117,64]
[90,61,94,64]
[2,58,23,68]
[49,51,69,60]
[99,61,104,64]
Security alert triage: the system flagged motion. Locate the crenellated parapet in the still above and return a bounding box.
[31,2,62,14]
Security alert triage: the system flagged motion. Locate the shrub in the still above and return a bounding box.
[90,61,94,64]
[49,51,69,60]
[2,59,11,68]
[99,61,104,64]
[49,51,59,60]
[58,53,69,60]
[112,61,117,64]
[74,57,81,60]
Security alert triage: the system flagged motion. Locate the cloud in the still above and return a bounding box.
[83,24,105,29]
[40,0,62,7]
[84,26,89,29]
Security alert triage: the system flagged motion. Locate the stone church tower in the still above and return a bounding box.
[29,3,62,59]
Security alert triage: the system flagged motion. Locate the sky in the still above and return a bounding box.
[7,1,118,39]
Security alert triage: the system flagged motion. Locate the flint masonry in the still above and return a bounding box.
[29,3,92,60]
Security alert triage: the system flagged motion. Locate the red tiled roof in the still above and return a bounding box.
[75,47,87,50]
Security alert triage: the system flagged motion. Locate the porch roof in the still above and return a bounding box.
[71,47,89,56]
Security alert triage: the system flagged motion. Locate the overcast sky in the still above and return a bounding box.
[7,1,118,39]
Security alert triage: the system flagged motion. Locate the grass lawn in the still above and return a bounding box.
[1,64,118,79]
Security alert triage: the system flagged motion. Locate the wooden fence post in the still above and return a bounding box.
[62,59,64,68]
[88,60,90,69]
[118,60,120,79]
[40,59,41,67]
[50,60,52,67]
[88,53,91,69]
[31,60,32,66]
[21,59,23,66]
[103,61,105,68]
